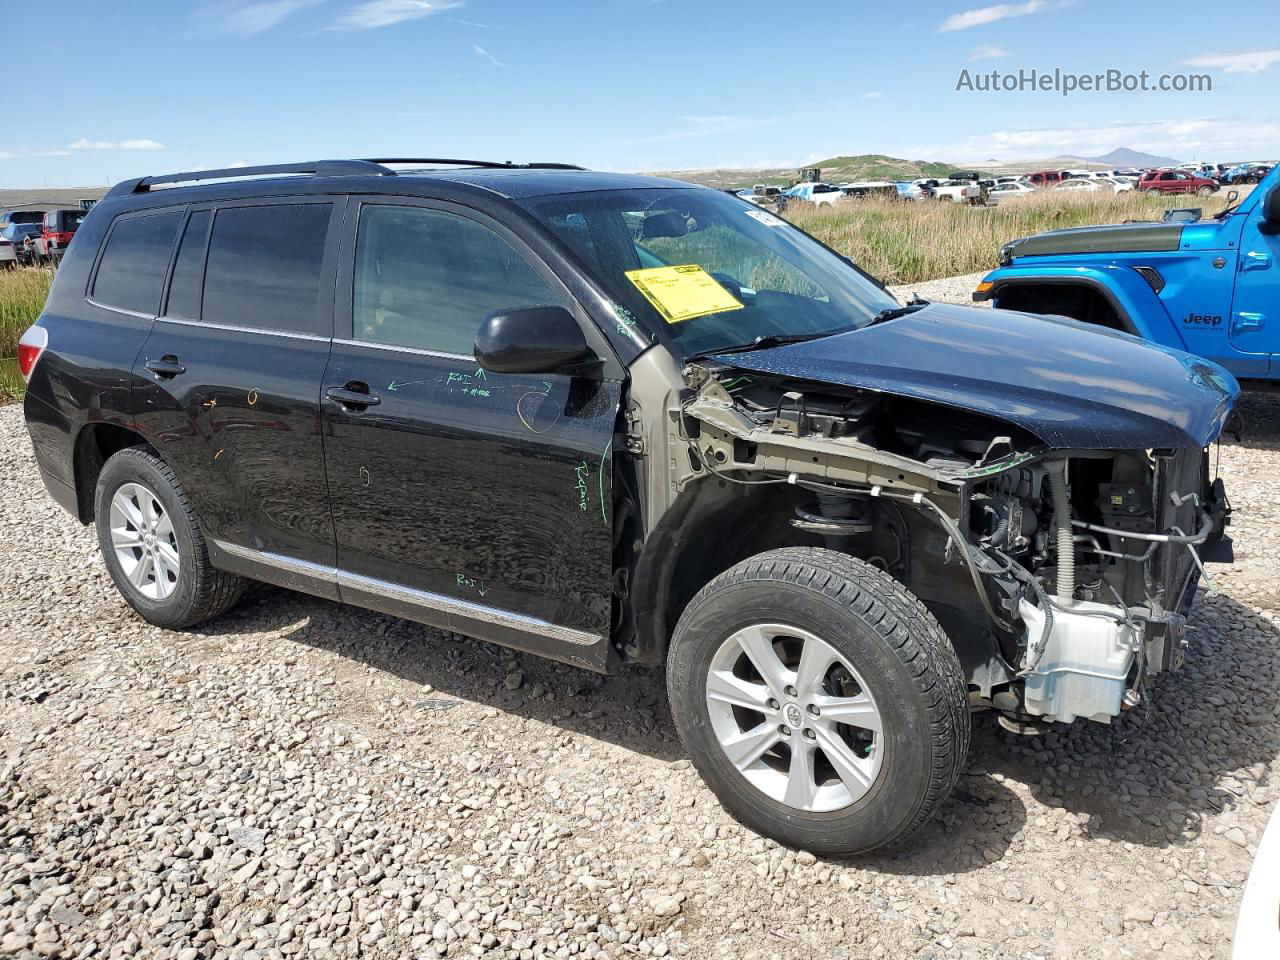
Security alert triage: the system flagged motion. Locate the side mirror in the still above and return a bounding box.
[474,305,600,376]
[1261,185,1280,235]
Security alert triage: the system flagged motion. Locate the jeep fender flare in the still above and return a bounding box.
[977,268,1186,350]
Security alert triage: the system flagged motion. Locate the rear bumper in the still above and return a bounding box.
[24,391,79,519]
[37,463,78,516]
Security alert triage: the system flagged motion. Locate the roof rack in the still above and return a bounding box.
[360,158,586,171]
[105,157,586,199]
[106,160,395,199]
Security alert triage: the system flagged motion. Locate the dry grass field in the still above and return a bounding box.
[786,187,1248,285]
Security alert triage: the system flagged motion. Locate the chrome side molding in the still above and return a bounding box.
[211,540,600,647]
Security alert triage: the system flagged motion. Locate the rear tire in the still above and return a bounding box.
[667,547,968,855]
[95,447,245,629]
[1197,185,1214,196]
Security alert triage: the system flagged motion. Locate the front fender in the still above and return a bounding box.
[974,264,1188,352]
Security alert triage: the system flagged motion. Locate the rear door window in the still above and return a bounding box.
[92,211,183,315]
[202,203,333,335]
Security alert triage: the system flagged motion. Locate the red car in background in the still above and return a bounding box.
[31,208,87,263]
[1138,170,1219,196]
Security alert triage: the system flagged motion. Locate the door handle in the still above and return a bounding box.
[145,356,186,378]
[1241,251,1272,272]
[326,384,381,409]
[1232,312,1265,333]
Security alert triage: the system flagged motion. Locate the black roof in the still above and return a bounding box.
[103,158,700,204]
[406,167,698,199]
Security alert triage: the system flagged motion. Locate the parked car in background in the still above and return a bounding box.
[932,179,985,204]
[0,208,46,229]
[987,181,1036,203]
[1055,178,1103,193]
[977,165,1280,383]
[1138,170,1218,196]
[31,208,87,263]
[736,184,787,213]
[839,181,897,201]
[784,181,843,206]
[0,233,15,268]
[1224,163,1272,185]
[18,157,1236,856]
[1,222,42,265]
[894,181,929,201]
[1096,176,1135,193]
[1025,171,1064,189]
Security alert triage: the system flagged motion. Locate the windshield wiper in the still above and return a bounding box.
[863,302,928,328]
[692,330,838,360]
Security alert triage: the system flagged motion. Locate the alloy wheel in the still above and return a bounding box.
[704,623,884,813]
[109,482,180,601]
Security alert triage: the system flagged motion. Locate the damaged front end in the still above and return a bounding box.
[660,360,1233,730]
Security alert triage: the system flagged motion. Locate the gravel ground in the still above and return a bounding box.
[2,378,1278,960]
[888,272,990,306]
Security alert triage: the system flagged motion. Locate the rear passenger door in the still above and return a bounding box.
[320,199,620,668]
[130,197,344,586]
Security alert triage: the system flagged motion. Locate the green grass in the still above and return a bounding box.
[0,266,54,402]
[785,189,1220,285]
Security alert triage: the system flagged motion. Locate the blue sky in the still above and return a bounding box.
[3,0,1279,187]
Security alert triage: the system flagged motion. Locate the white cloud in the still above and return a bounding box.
[69,138,166,151]
[472,44,504,67]
[969,44,1009,60]
[333,0,462,30]
[1182,49,1280,75]
[222,0,324,34]
[939,0,1046,32]
[863,91,886,100]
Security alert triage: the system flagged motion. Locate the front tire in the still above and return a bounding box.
[95,447,245,629]
[667,547,969,855]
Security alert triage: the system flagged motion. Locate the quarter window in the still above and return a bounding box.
[164,210,211,321]
[202,204,332,334]
[352,205,569,355]
[92,212,182,315]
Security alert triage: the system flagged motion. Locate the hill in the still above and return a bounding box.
[1092,148,1180,168]
[652,146,1188,189]
[0,187,108,212]
[654,155,961,189]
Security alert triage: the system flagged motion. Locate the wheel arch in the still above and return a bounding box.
[983,271,1177,343]
[623,475,1012,688]
[72,422,156,523]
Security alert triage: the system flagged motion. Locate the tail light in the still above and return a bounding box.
[17,326,48,383]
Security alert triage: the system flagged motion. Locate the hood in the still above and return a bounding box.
[714,302,1238,449]
[1004,221,1183,260]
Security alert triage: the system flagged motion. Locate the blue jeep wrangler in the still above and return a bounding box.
[975,166,1280,382]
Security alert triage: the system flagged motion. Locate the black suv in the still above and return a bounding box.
[21,158,1237,854]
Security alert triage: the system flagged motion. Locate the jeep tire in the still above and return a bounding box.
[95,447,245,629]
[667,547,969,855]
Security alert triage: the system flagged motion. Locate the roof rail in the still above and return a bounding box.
[104,159,396,199]
[361,157,586,171]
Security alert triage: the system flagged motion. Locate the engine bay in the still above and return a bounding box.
[668,366,1231,729]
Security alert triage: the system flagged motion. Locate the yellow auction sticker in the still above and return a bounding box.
[624,264,743,324]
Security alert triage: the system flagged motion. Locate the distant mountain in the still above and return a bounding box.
[1090,147,1181,168]
[651,147,1184,190]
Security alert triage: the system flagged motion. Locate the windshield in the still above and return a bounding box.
[519,187,897,359]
